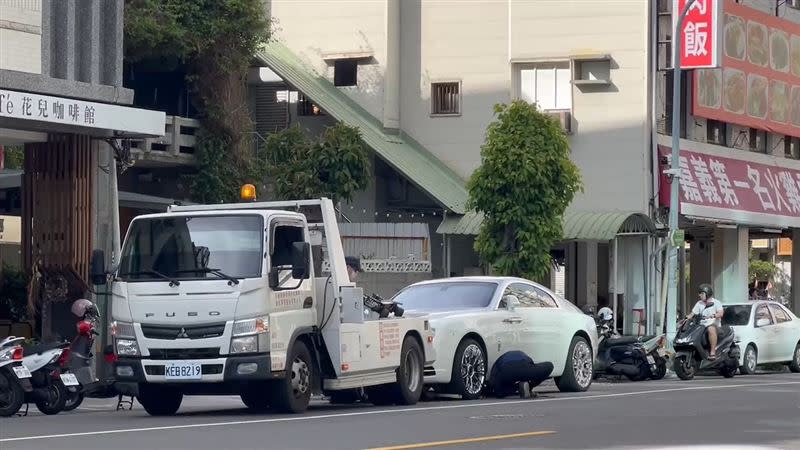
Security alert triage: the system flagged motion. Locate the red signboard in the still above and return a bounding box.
[674,0,723,69]
[693,0,800,138]
[658,144,800,229]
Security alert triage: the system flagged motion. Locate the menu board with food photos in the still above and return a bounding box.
[693,0,800,138]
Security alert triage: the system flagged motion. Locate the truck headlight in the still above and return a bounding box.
[232,317,269,336]
[230,317,269,354]
[116,339,140,357]
[230,336,258,354]
[111,321,136,339]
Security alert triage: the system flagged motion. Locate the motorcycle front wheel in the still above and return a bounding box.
[650,356,668,380]
[35,380,68,415]
[674,355,696,380]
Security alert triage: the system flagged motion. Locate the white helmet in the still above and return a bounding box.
[71,299,97,318]
[597,306,614,322]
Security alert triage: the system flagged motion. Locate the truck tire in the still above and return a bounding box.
[138,384,183,416]
[555,336,594,393]
[240,383,271,412]
[271,340,313,414]
[368,336,424,406]
[35,380,68,415]
[0,370,25,417]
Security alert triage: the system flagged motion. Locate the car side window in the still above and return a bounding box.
[755,304,774,326]
[770,305,792,324]
[504,283,557,308]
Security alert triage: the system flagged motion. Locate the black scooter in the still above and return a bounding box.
[592,316,668,381]
[673,308,740,380]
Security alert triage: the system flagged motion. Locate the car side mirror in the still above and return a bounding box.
[291,242,311,280]
[756,318,770,327]
[503,295,520,312]
[90,250,107,286]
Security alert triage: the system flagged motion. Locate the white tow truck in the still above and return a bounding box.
[91,193,435,416]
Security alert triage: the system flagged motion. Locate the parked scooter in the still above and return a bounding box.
[61,299,136,412]
[673,306,740,380]
[0,337,32,417]
[19,338,72,415]
[590,308,669,381]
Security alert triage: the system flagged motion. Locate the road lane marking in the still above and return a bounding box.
[3,380,799,443]
[364,431,556,450]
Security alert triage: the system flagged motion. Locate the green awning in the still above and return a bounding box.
[437,210,655,241]
[255,42,468,214]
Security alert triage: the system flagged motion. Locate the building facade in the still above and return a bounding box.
[0,0,164,341]
[258,0,660,334]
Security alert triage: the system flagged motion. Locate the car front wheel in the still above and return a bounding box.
[555,336,593,392]
[788,343,800,373]
[448,338,486,400]
[740,344,757,375]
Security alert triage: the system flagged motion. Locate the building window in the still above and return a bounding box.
[333,59,358,87]
[706,120,727,145]
[748,128,767,153]
[517,62,572,111]
[786,136,800,160]
[431,81,461,116]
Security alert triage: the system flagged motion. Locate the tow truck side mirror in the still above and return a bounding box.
[90,250,107,286]
[291,242,311,280]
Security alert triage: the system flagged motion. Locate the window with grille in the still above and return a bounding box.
[431,82,461,116]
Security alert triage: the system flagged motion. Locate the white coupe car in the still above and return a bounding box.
[722,301,800,375]
[393,276,599,399]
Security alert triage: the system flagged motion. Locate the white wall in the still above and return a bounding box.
[0,0,41,74]
[269,0,652,214]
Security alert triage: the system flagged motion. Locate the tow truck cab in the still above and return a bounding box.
[95,196,435,415]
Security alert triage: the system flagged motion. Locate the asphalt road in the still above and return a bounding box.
[1,372,799,450]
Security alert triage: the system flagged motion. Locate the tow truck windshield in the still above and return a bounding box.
[118,214,264,282]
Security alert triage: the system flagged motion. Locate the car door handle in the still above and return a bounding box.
[503,317,523,324]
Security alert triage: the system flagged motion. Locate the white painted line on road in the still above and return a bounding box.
[3,380,800,444]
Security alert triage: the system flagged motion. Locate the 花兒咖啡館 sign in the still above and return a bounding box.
[693,0,800,138]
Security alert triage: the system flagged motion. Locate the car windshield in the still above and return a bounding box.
[118,214,264,281]
[722,305,752,326]
[392,281,497,310]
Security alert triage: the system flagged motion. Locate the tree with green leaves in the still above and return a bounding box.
[264,123,370,203]
[467,100,582,280]
[124,0,272,201]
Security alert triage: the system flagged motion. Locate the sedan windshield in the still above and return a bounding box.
[722,305,752,326]
[118,215,263,281]
[392,281,497,310]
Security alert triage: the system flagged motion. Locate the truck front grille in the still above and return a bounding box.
[141,323,226,340]
[147,348,221,360]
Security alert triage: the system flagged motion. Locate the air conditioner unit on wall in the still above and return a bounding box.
[546,110,573,134]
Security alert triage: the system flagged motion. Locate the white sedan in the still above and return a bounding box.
[393,276,599,399]
[722,301,800,374]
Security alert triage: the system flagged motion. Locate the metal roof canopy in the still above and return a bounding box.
[437,210,656,241]
[254,42,468,214]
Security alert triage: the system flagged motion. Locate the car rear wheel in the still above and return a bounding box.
[555,336,593,392]
[740,344,757,375]
[788,343,800,373]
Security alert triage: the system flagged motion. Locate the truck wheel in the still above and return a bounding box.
[35,381,68,415]
[138,384,183,416]
[0,370,25,417]
[240,383,271,412]
[272,340,313,414]
[392,336,424,405]
[555,336,593,392]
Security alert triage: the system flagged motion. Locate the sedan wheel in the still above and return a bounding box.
[789,344,800,373]
[555,336,593,393]
[449,338,486,400]
[740,345,757,375]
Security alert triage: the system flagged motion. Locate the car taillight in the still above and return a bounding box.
[12,347,23,360]
[58,348,71,367]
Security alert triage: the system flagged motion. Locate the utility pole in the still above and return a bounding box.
[665,0,696,344]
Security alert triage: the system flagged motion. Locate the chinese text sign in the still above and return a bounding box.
[674,0,723,69]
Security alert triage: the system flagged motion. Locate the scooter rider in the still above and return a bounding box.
[684,284,724,359]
